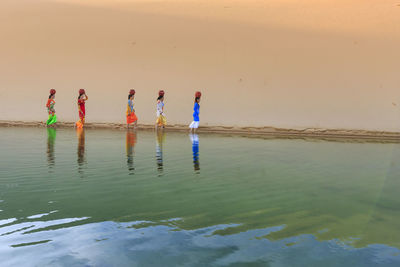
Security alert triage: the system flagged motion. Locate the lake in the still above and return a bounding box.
[0,127,399,266]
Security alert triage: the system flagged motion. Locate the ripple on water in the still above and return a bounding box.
[0,128,400,266]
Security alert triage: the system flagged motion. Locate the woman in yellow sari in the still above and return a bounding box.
[155,90,166,129]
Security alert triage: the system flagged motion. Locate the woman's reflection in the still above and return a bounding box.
[126,129,137,174]
[47,127,56,171]
[156,130,165,174]
[77,128,86,174]
[190,133,200,172]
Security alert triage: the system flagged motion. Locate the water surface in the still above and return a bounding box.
[0,127,400,266]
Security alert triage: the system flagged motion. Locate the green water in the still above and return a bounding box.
[0,127,400,266]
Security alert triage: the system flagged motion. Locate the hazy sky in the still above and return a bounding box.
[0,0,399,130]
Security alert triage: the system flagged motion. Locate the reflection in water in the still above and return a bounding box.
[3,128,400,266]
[46,128,56,170]
[76,128,86,174]
[156,130,165,174]
[190,134,200,172]
[126,129,137,174]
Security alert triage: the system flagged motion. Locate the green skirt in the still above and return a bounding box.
[46,114,57,125]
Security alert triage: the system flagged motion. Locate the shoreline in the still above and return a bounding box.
[2,120,400,142]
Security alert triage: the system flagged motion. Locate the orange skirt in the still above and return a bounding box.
[127,112,138,124]
[76,120,84,129]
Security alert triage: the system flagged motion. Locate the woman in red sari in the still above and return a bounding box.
[76,89,88,128]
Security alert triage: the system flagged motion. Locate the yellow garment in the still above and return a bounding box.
[126,103,133,116]
[156,115,167,126]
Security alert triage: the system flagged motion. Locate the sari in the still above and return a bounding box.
[126,100,138,124]
[46,99,57,125]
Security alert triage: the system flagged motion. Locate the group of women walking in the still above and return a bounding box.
[46,89,202,132]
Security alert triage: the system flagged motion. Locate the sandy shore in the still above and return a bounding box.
[1,0,399,132]
[2,120,400,142]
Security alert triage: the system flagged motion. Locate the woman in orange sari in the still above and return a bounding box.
[76,89,88,128]
[126,89,138,128]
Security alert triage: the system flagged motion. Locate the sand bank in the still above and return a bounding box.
[0,0,399,131]
[2,120,400,142]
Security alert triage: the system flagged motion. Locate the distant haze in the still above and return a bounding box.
[0,0,399,130]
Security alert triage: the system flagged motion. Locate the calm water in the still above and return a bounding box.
[0,127,400,266]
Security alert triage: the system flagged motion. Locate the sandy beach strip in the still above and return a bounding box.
[2,120,400,143]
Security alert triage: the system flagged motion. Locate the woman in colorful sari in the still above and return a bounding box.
[189,91,201,133]
[46,89,57,126]
[126,89,138,128]
[155,90,166,129]
[76,89,88,129]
